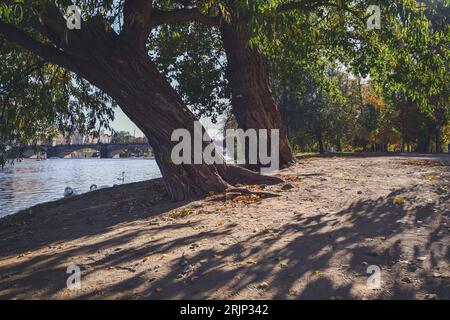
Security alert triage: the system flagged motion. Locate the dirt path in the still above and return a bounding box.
[0,155,449,300]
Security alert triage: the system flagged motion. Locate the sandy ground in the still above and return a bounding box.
[0,154,449,300]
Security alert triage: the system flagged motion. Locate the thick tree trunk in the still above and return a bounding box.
[336,134,342,152]
[435,126,442,153]
[60,25,281,200]
[416,136,430,153]
[220,23,294,169]
[317,133,325,154]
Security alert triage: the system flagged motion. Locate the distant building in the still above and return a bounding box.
[69,131,85,145]
[97,132,112,144]
[49,130,112,146]
[50,134,67,146]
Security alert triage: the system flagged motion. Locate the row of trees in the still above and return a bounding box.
[268,0,449,154]
[273,66,449,154]
[0,1,448,200]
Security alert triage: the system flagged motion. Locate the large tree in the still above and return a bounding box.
[0,0,281,200]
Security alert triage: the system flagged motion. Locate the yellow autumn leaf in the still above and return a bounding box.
[240,258,257,266]
[394,196,405,205]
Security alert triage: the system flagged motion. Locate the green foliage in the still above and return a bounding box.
[111,131,134,144]
[0,38,115,165]
[273,62,358,153]
[356,1,449,116]
[148,23,230,122]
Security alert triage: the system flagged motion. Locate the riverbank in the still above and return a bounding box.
[0,158,161,217]
[0,155,449,299]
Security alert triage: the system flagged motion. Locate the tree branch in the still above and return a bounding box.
[278,1,367,25]
[0,61,45,95]
[0,19,75,71]
[150,8,221,28]
[121,0,153,49]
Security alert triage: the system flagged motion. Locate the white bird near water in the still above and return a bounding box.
[64,187,77,197]
[89,172,125,192]
[117,171,125,184]
[90,184,112,191]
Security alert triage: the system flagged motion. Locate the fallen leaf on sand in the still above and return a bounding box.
[240,259,257,266]
[226,194,262,205]
[394,196,405,205]
[160,253,170,259]
[169,209,193,219]
[285,176,302,183]
[315,271,324,277]
[264,229,279,237]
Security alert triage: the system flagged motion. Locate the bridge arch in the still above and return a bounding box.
[45,143,151,159]
[46,145,101,158]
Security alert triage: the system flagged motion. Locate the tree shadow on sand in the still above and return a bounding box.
[0,182,449,299]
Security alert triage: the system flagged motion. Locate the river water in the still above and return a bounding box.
[0,159,161,218]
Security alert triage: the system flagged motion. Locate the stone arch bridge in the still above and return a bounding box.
[36,143,151,158]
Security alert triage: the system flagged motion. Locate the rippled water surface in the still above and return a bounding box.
[0,159,161,217]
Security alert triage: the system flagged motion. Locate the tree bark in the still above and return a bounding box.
[435,126,442,153]
[220,23,294,169]
[317,133,325,154]
[336,134,342,152]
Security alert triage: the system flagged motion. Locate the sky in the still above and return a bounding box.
[110,108,224,140]
[110,108,144,137]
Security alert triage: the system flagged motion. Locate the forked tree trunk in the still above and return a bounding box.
[220,23,294,169]
[57,24,281,200]
[0,15,283,200]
